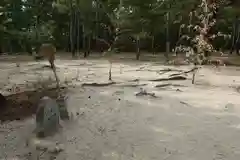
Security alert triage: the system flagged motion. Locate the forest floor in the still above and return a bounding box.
[1,53,240,159]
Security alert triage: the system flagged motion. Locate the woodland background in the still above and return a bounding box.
[0,0,240,58]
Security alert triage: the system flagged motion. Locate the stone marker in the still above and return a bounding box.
[35,96,60,137]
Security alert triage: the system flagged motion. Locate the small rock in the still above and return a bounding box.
[27,137,64,154]
[48,144,64,154]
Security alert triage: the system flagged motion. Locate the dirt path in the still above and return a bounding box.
[0,58,240,159]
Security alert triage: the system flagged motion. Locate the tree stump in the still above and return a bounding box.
[35,96,60,138]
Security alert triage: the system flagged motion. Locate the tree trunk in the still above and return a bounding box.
[0,44,2,53]
[151,36,155,55]
[9,40,12,54]
[94,1,99,52]
[202,0,210,60]
[175,25,182,56]
[70,15,74,57]
[165,11,170,61]
[108,61,112,81]
[70,5,76,57]
[236,33,240,55]
[136,36,140,60]
[76,10,80,56]
[231,17,240,55]
[35,14,40,53]
[87,35,91,56]
[82,24,88,58]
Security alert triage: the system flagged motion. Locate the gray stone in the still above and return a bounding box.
[35,96,60,137]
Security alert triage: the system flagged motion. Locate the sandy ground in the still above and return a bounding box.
[1,57,240,159]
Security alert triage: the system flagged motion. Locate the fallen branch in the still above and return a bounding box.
[156,68,192,75]
[169,67,199,77]
[155,83,186,88]
[128,79,140,82]
[155,83,172,88]
[169,73,186,77]
[157,70,172,75]
[158,68,184,72]
[117,83,147,87]
[81,81,116,87]
[150,75,187,82]
[184,67,199,74]
[131,68,182,73]
[180,101,191,107]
